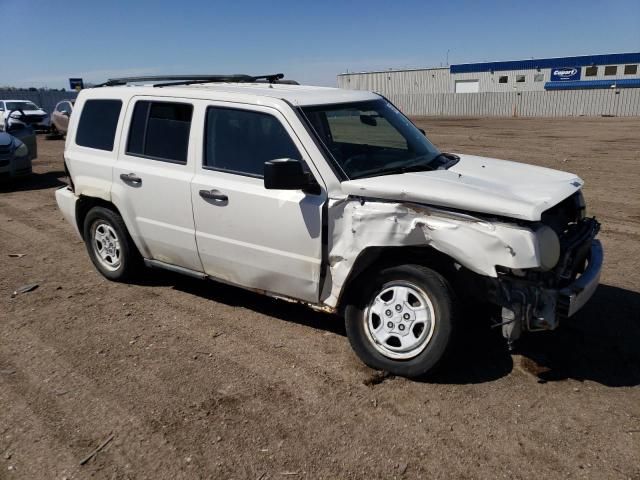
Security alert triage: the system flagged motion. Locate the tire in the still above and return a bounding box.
[46,124,61,140]
[83,206,140,281]
[345,264,456,378]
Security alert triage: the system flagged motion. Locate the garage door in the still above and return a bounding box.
[455,80,479,93]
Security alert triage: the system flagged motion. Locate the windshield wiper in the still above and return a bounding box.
[431,152,460,169]
[359,156,436,178]
[355,164,433,179]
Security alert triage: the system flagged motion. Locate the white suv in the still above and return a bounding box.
[55,74,602,378]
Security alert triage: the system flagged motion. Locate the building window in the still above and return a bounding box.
[624,64,638,75]
[533,73,544,82]
[585,66,598,77]
[499,76,508,83]
[516,75,526,83]
[604,66,617,76]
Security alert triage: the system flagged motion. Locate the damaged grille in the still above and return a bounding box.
[555,218,599,284]
[541,192,597,286]
[541,191,584,235]
[21,114,46,124]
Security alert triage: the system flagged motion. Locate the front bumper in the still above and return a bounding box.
[499,236,603,342]
[557,240,603,318]
[0,156,33,179]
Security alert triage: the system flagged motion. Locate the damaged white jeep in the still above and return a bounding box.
[55,74,602,378]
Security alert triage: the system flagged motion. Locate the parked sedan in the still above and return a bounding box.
[0,100,50,132]
[50,100,74,136]
[0,123,37,180]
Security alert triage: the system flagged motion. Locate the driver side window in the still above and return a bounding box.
[204,107,301,178]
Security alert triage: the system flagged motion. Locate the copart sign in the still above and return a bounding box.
[550,67,581,81]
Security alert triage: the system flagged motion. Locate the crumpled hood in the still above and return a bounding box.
[340,153,583,221]
[0,132,14,147]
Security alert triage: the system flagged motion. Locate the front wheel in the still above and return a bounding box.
[345,264,456,378]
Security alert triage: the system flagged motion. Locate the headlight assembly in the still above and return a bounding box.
[14,143,29,158]
[536,225,560,271]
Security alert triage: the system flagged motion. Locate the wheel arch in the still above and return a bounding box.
[76,195,149,260]
[336,245,459,313]
[75,196,123,240]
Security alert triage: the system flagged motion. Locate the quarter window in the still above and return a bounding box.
[75,99,122,151]
[585,66,598,76]
[604,65,617,76]
[127,101,193,164]
[204,107,301,177]
[624,64,638,75]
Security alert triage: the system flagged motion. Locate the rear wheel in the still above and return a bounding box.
[83,206,140,281]
[345,264,456,378]
[46,124,61,140]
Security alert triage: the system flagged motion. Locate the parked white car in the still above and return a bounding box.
[55,74,602,378]
[0,99,50,132]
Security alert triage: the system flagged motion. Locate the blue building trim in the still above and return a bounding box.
[544,79,640,90]
[450,53,640,74]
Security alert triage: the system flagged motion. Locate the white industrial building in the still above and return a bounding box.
[337,53,640,116]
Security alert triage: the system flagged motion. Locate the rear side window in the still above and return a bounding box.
[127,101,193,164]
[75,99,122,151]
[204,107,300,177]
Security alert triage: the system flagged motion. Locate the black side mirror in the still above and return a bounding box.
[360,114,377,127]
[264,159,319,194]
[419,128,426,136]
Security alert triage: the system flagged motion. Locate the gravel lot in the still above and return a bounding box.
[1,117,639,479]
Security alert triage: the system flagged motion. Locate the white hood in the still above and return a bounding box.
[340,154,583,221]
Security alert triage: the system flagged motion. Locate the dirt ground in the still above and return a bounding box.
[1,117,639,480]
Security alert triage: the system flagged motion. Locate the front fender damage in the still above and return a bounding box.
[321,198,542,308]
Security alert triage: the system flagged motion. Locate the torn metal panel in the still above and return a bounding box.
[321,198,544,307]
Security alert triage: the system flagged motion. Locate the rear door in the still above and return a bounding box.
[67,97,124,199]
[190,103,326,302]
[111,96,201,271]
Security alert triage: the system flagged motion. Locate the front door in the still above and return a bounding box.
[111,97,201,271]
[191,103,326,302]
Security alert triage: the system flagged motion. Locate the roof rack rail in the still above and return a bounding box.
[95,73,288,88]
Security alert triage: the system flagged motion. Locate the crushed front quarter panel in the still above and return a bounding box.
[321,198,543,307]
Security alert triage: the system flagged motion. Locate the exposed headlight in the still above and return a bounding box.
[14,143,29,158]
[536,225,560,271]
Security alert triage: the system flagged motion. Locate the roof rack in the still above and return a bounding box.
[95,73,289,88]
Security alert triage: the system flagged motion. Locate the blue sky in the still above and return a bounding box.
[2,0,639,89]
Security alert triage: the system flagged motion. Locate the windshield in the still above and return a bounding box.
[302,99,441,179]
[6,101,39,111]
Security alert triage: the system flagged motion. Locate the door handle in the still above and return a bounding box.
[120,173,142,185]
[199,189,228,202]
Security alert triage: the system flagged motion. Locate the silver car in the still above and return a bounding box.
[51,100,75,136]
